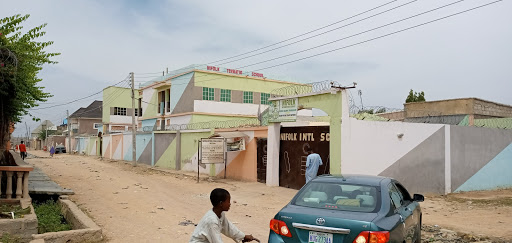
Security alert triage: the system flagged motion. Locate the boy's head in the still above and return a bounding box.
[21,141,24,144]
[210,188,231,211]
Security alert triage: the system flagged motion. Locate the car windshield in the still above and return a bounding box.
[292,182,380,213]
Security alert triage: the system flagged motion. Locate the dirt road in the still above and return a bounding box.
[26,151,512,242]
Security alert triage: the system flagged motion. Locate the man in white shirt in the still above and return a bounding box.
[305,147,323,184]
[190,188,259,243]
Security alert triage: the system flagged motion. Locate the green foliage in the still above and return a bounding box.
[37,129,57,140]
[0,233,21,243]
[33,201,72,234]
[358,108,374,114]
[0,14,59,149]
[405,89,426,103]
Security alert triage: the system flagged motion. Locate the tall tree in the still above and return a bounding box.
[0,14,59,155]
[405,89,426,103]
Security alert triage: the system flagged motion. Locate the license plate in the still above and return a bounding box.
[308,231,333,243]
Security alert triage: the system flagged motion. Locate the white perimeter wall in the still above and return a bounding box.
[342,118,444,175]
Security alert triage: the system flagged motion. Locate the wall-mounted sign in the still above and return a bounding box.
[206,66,265,79]
[200,138,225,164]
[269,98,298,122]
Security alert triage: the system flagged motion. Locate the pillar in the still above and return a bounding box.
[16,172,23,199]
[266,122,280,186]
[176,130,181,170]
[6,171,13,198]
[340,90,351,174]
[23,171,30,199]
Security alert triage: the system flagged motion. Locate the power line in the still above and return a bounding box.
[136,1,502,91]
[30,75,130,110]
[237,0,465,69]
[254,0,503,71]
[70,82,132,117]
[133,1,401,80]
[208,0,399,64]
[218,0,419,66]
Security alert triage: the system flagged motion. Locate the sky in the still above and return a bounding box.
[2,0,511,137]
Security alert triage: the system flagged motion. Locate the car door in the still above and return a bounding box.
[394,182,421,243]
[388,182,417,243]
[391,182,417,243]
[387,183,406,242]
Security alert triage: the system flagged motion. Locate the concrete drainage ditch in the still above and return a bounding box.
[1,196,102,243]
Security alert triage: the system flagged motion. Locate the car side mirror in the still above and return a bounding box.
[413,194,424,202]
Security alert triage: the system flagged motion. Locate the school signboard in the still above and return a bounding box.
[200,138,225,164]
[269,98,298,122]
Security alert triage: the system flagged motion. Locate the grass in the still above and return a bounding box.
[447,196,512,207]
[0,203,31,219]
[33,200,72,234]
[0,233,21,243]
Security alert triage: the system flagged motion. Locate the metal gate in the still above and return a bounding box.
[279,126,330,189]
[256,138,267,183]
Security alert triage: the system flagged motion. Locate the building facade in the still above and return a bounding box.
[138,64,307,131]
[102,86,140,134]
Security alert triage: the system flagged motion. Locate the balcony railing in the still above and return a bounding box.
[0,151,33,199]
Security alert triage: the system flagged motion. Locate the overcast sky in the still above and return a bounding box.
[3,0,511,137]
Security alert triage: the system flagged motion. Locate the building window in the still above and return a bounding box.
[93,123,102,129]
[114,107,127,116]
[243,91,253,104]
[220,89,231,102]
[261,93,270,105]
[202,87,214,101]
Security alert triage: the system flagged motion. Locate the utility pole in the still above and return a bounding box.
[358,90,364,110]
[67,110,71,153]
[130,72,137,166]
[24,122,29,147]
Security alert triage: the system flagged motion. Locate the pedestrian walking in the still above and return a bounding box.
[19,141,27,160]
[305,147,323,184]
[49,144,55,157]
[190,188,260,243]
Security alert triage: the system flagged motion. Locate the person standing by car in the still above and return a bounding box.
[19,141,27,160]
[190,188,259,243]
[305,147,323,184]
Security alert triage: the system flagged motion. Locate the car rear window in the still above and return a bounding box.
[292,182,380,213]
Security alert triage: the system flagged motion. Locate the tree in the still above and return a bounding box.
[0,14,59,155]
[405,89,426,103]
[38,129,57,141]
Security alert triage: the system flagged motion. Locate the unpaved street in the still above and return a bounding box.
[26,151,512,242]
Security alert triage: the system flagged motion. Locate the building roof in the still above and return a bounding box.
[404,115,468,125]
[31,120,55,135]
[139,64,308,90]
[70,100,103,118]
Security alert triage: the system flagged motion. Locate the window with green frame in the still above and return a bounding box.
[243,91,253,104]
[220,89,231,102]
[260,93,270,105]
[202,87,214,100]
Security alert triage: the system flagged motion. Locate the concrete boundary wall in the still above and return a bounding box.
[342,118,512,194]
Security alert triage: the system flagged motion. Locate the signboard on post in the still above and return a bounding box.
[200,138,225,164]
[269,98,298,122]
